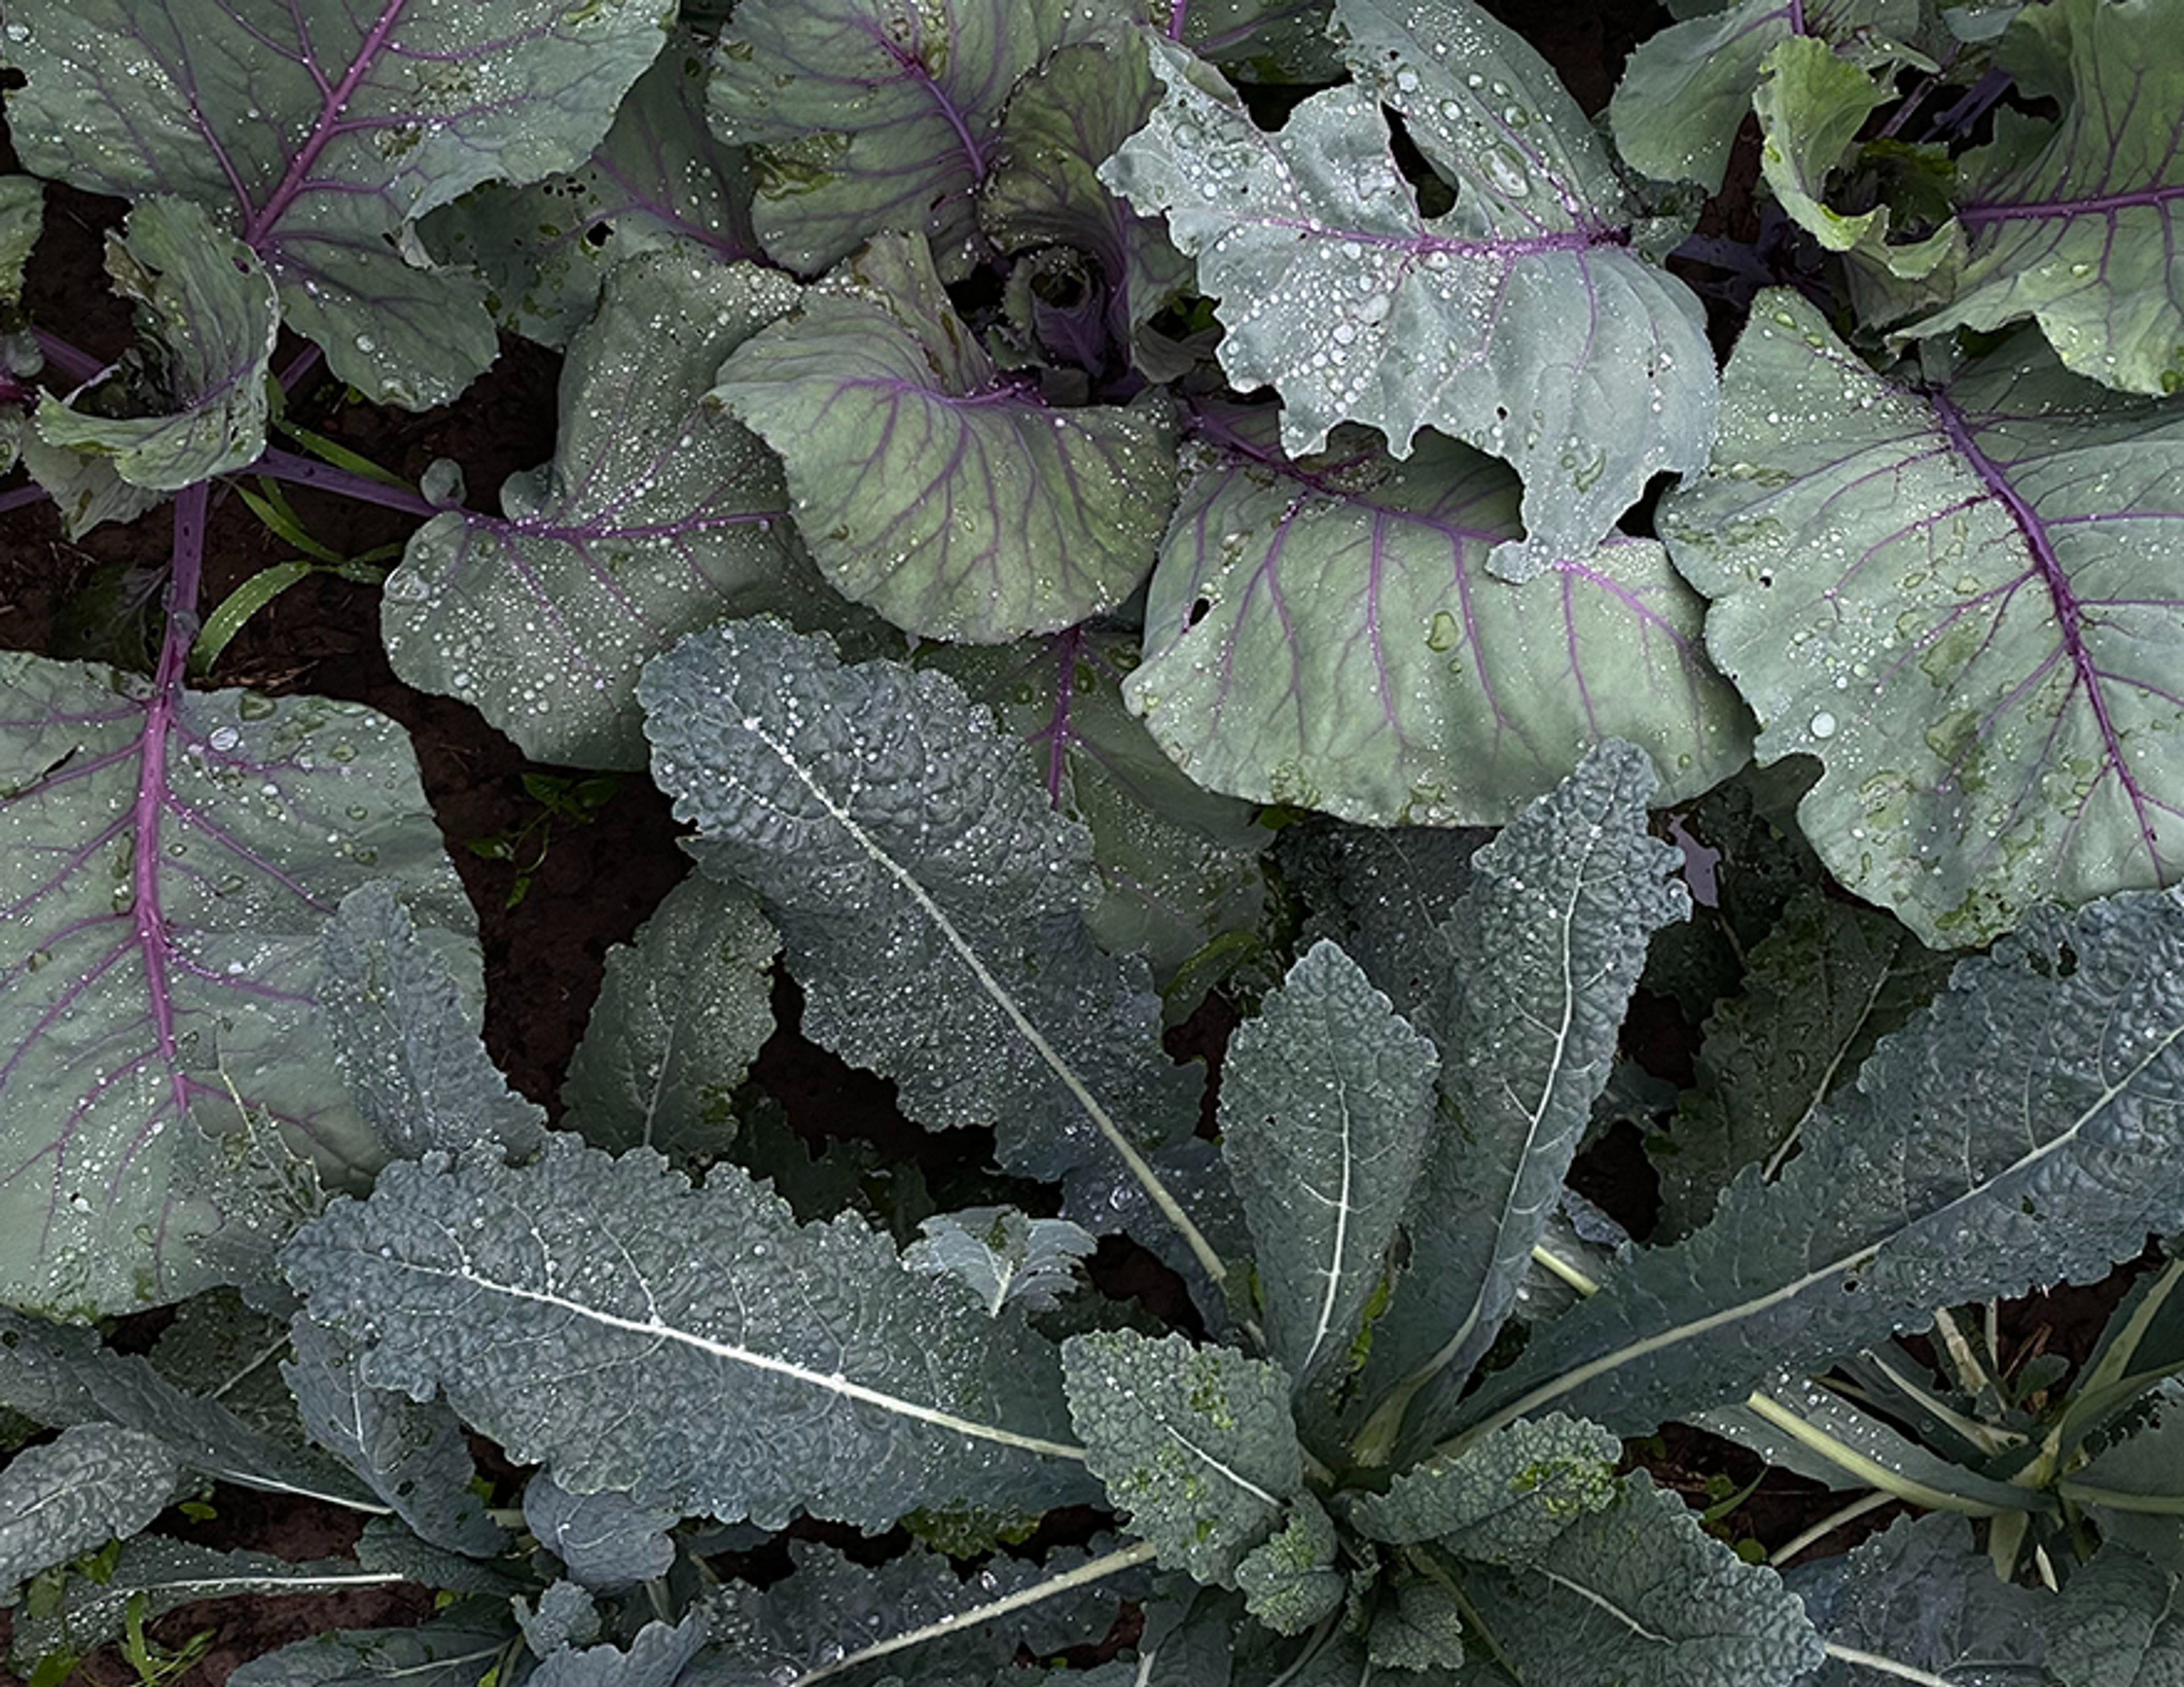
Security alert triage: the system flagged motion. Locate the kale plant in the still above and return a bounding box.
[1,0,2183,1681]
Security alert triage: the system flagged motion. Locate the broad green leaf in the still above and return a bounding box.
[1753,37,1893,252]
[0,176,42,307]
[921,628,1272,999]
[16,429,166,537]
[386,252,833,769]
[1061,1329,1302,1585]
[34,199,275,490]
[1126,413,1751,826]
[281,1134,1093,1531]
[1103,14,1718,579]
[0,1309,377,1511]
[1062,1138,1252,1340]
[1905,0,2184,395]
[220,1607,514,1687]
[2046,1545,2184,1687]
[904,1207,1098,1317]
[2,0,665,407]
[978,38,1193,371]
[1347,1414,1620,1564]
[1356,743,1688,1461]
[1174,0,1341,82]
[1449,1474,1823,1687]
[1793,1514,2045,1685]
[420,31,760,350]
[1649,888,1947,1240]
[712,233,1177,642]
[8,1538,412,1670]
[1454,887,2184,1443]
[640,619,1197,1182]
[1234,1492,1343,1635]
[1220,940,1438,1397]
[282,1315,506,1557]
[147,1290,300,1444]
[517,1582,602,1657]
[2073,1381,2184,1522]
[1660,289,2184,947]
[704,0,1127,277]
[530,1615,706,1687]
[1610,0,1922,194]
[0,639,469,1317]
[560,876,777,1160]
[523,1473,677,1594]
[0,1423,179,1597]
[316,883,547,1163]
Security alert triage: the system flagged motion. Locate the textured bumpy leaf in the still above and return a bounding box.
[641,619,1196,1180]
[523,1473,677,1594]
[518,1582,601,1657]
[221,1608,514,1687]
[1,0,665,407]
[1103,9,1718,578]
[923,628,1272,996]
[905,1207,1098,1316]
[0,627,470,1316]
[1221,940,1438,1396]
[2045,1545,2184,1687]
[0,175,40,308]
[0,1309,377,1510]
[529,1614,706,1687]
[1457,887,2184,1442]
[0,1423,179,1597]
[1610,0,1920,193]
[1062,1330,1302,1586]
[1235,1493,1344,1635]
[1451,1474,1823,1687]
[713,234,1176,643]
[1128,413,1751,826]
[281,1134,1093,1531]
[8,1538,411,1669]
[385,253,824,769]
[1793,1514,2046,1685]
[316,884,546,1164]
[1906,0,2184,395]
[34,198,277,490]
[1661,290,2184,947]
[560,876,776,1160]
[1347,1414,1620,1564]
[1359,744,1688,1458]
[977,38,1192,370]
[704,0,1127,277]
[421,31,760,350]
[283,1315,505,1556]
[1651,888,1947,1240]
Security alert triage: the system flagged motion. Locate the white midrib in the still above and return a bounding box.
[1167,1423,1283,1508]
[1537,1568,1671,1645]
[387,1258,1086,1464]
[743,717,1228,1286]
[1300,1081,1358,1379]
[1458,1009,2184,1445]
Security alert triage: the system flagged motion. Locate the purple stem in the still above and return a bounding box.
[277,342,325,395]
[32,329,104,389]
[249,447,438,517]
[0,483,50,516]
[1167,0,1187,39]
[136,484,210,1124]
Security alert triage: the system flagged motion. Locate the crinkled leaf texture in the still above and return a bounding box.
[282,1313,506,1556]
[1219,939,1438,1400]
[1790,1514,2046,1685]
[1104,6,1718,578]
[560,875,777,1160]
[2044,1544,2184,1687]
[640,617,1196,1180]
[517,1581,601,1657]
[1453,1473,1823,1687]
[316,883,547,1164]
[34,198,277,491]
[523,1472,677,1594]
[1128,411,1750,825]
[1062,1329,1302,1586]
[0,636,470,1317]
[421,30,760,350]
[704,0,1128,277]
[1905,0,2184,396]
[386,252,830,769]
[1356,742,1688,1460]
[0,1423,179,1598]
[280,1133,1094,1532]
[905,1207,1098,1316]
[1661,289,2184,947]
[713,233,1177,643]
[1455,884,2184,1442]
[221,1607,514,1687]
[2,0,666,407]
[529,1611,706,1687]
[1349,1412,1619,1565]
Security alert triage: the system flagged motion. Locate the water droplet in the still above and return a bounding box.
[1808,711,1839,740]
[208,726,241,752]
